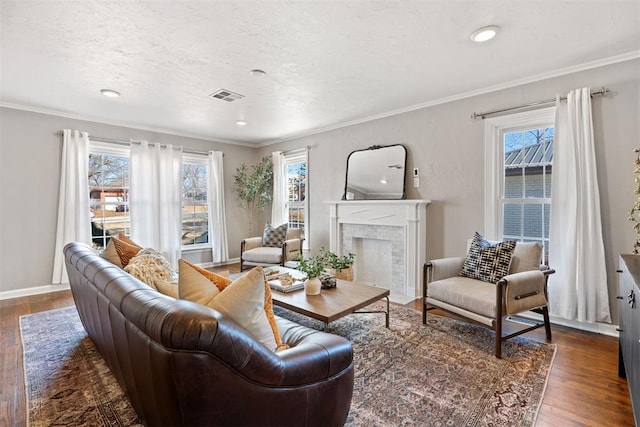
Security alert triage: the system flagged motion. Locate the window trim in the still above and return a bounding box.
[483,107,555,240]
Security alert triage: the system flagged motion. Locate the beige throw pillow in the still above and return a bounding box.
[156,279,179,298]
[100,238,123,268]
[178,259,222,305]
[178,263,283,351]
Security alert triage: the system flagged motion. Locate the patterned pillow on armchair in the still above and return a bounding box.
[459,232,516,283]
[262,223,288,247]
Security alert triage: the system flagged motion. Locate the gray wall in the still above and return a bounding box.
[259,59,640,324]
[2,59,638,325]
[0,108,259,293]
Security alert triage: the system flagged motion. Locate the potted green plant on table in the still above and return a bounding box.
[296,254,326,295]
[318,248,355,281]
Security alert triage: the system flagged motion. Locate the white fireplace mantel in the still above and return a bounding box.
[325,199,430,303]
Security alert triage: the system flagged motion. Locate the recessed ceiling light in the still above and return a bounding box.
[100,89,121,97]
[250,69,266,77]
[236,120,247,126]
[470,25,500,42]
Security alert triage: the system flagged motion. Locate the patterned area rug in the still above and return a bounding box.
[20,307,142,426]
[20,303,555,426]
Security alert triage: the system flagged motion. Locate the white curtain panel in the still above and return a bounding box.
[549,87,611,323]
[271,151,287,226]
[51,129,91,284]
[129,141,183,268]
[207,151,229,263]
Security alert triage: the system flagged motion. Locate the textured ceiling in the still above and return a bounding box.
[1,1,639,145]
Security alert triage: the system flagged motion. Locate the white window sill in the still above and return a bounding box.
[181,245,212,253]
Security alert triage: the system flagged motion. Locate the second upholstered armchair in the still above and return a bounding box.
[240,224,303,271]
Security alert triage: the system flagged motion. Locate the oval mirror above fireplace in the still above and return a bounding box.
[342,144,407,200]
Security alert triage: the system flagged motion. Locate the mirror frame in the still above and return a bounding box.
[342,144,407,200]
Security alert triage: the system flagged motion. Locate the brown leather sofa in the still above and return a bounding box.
[64,242,354,426]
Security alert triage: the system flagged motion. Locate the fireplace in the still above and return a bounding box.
[326,200,430,303]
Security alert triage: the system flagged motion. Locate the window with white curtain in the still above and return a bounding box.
[87,142,211,250]
[284,151,308,248]
[88,141,130,249]
[484,107,555,263]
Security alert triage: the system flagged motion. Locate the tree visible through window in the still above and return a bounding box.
[88,145,211,249]
[182,161,209,246]
[89,152,130,249]
[284,152,308,247]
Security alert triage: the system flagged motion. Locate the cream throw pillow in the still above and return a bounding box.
[100,238,123,267]
[178,262,282,351]
[158,267,228,299]
[178,259,222,305]
[156,279,179,298]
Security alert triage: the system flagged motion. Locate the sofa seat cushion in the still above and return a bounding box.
[428,276,502,318]
[242,247,283,264]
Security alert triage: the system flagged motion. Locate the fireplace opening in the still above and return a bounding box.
[353,238,392,289]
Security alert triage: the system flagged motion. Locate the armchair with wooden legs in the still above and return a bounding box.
[422,240,554,358]
[240,228,303,272]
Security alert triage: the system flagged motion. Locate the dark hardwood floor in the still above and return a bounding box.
[1,266,634,427]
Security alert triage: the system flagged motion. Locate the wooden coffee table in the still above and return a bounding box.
[270,279,390,331]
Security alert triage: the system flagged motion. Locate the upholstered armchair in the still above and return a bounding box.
[240,227,303,271]
[422,237,554,358]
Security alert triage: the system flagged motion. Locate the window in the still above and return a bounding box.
[182,154,209,247]
[284,151,308,248]
[88,142,130,249]
[484,107,554,262]
[88,143,211,250]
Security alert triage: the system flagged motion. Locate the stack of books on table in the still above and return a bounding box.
[264,267,306,293]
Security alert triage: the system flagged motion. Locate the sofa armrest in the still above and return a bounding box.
[501,270,548,315]
[277,320,353,385]
[427,257,466,282]
[283,238,302,262]
[241,236,264,252]
[159,302,352,388]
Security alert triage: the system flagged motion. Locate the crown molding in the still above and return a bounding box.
[258,50,640,147]
[2,51,638,149]
[0,101,256,148]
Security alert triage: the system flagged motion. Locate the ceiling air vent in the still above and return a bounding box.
[208,89,245,102]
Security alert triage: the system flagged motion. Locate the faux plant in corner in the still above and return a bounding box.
[296,254,326,295]
[629,147,640,254]
[233,156,273,235]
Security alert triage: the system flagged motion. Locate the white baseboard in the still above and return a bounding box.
[516,311,619,337]
[0,283,71,301]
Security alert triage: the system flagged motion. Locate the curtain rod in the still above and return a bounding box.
[56,132,218,156]
[282,145,311,155]
[471,87,610,120]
